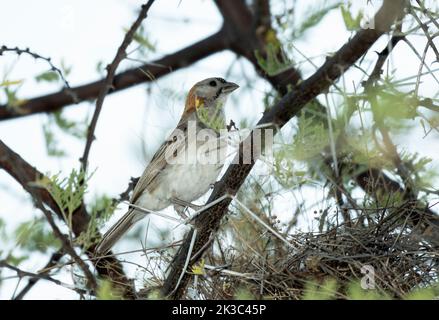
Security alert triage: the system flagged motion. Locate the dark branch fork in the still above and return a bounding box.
[0,259,88,297]
[0,140,134,297]
[360,23,439,247]
[0,20,228,121]
[2,0,438,300]
[0,1,157,298]
[13,250,64,300]
[161,0,408,298]
[31,196,98,291]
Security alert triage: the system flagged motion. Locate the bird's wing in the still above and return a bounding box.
[130,118,189,204]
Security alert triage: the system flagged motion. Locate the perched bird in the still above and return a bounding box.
[96,77,239,254]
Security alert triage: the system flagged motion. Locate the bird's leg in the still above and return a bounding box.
[171,197,202,211]
[173,203,189,219]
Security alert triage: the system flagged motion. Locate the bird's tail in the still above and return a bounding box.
[95,209,145,255]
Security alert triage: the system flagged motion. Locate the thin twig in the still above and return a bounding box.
[233,197,296,250]
[13,250,64,300]
[80,0,155,170]
[32,197,97,291]
[0,139,134,297]
[162,0,408,298]
[0,45,76,101]
[409,7,439,62]
[167,229,197,297]
[362,32,404,88]
[0,260,87,296]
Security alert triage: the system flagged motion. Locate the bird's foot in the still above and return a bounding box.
[173,204,189,219]
[171,197,202,211]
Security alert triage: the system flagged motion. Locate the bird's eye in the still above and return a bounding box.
[209,80,217,87]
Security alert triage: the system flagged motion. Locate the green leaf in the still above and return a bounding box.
[43,122,67,157]
[60,59,72,76]
[42,110,87,157]
[5,253,28,266]
[255,42,292,76]
[347,282,391,300]
[126,24,156,54]
[404,286,439,300]
[346,131,393,169]
[146,289,163,300]
[97,280,122,300]
[15,219,60,253]
[294,2,342,38]
[96,60,105,76]
[191,258,205,275]
[132,32,156,52]
[3,86,27,109]
[39,169,93,232]
[373,91,418,122]
[52,111,87,139]
[76,194,116,248]
[340,4,363,31]
[35,71,59,83]
[234,287,255,300]
[0,79,23,87]
[303,278,338,300]
[291,112,333,161]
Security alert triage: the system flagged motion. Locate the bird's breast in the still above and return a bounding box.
[136,135,227,211]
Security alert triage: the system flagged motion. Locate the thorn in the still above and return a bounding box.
[226,119,238,132]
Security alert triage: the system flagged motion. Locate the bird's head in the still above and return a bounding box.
[183,77,239,116]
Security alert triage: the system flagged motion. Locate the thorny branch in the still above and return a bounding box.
[30,196,97,291]
[161,0,408,298]
[81,0,156,170]
[409,5,439,62]
[0,139,133,297]
[0,30,228,121]
[0,45,74,95]
[0,1,157,299]
[1,0,438,300]
[13,250,64,300]
[356,24,439,246]
[0,259,87,297]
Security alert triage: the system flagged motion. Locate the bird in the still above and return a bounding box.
[95,77,239,254]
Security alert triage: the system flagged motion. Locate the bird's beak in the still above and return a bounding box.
[222,82,239,93]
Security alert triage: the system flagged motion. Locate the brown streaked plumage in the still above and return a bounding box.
[183,86,204,116]
[96,77,239,255]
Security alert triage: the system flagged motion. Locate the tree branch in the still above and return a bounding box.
[0,30,228,121]
[363,25,404,88]
[81,0,156,170]
[13,250,64,300]
[162,0,408,298]
[0,140,134,297]
[355,168,439,246]
[31,196,97,291]
[356,22,439,245]
[0,46,75,100]
[215,0,302,93]
[0,259,87,297]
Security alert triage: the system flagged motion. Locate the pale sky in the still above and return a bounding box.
[0,0,438,299]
